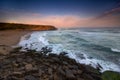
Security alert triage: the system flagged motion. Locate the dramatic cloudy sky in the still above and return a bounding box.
[0,0,120,28]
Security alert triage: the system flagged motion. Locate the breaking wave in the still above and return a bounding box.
[18,29,120,72]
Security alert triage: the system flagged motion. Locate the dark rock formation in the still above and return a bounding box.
[0,47,102,80]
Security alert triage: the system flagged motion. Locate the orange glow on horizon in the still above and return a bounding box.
[1,13,120,28]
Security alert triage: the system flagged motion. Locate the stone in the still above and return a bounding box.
[48,68,52,75]
[72,70,77,74]
[24,75,38,80]
[6,76,18,80]
[0,46,12,55]
[58,66,65,76]
[13,63,19,67]
[52,57,60,62]
[77,70,83,74]
[0,46,102,80]
[83,73,95,80]
[77,78,85,80]
[25,64,33,71]
[53,72,59,80]
[59,52,68,56]
[65,70,75,79]
[62,61,68,65]
[16,58,23,63]
[62,65,69,70]
[39,69,43,76]
[12,71,23,77]
[26,58,33,63]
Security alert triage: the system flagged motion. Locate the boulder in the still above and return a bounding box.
[25,64,33,71]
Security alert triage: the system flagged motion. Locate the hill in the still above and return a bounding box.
[0,22,57,31]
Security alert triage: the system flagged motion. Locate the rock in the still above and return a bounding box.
[40,47,52,55]
[0,76,4,80]
[72,70,82,75]
[96,63,103,71]
[52,65,57,70]
[78,70,83,74]
[62,65,69,70]
[48,53,57,57]
[16,58,23,63]
[77,78,85,80]
[25,64,33,71]
[69,65,78,70]
[48,68,52,75]
[53,72,59,80]
[90,73,101,80]
[26,58,33,63]
[12,71,23,77]
[62,61,68,65]
[77,54,86,59]
[43,62,50,66]
[84,65,101,75]
[83,73,95,80]
[38,69,43,77]
[13,62,19,67]
[24,75,38,80]
[6,76,18,80]
[31,67,39,73]
[59,52,68,56]
[0,45,12,55]
[52,57,60,63]
[58,66,65,76]
[0,46,102,80]
[65,69,75,79]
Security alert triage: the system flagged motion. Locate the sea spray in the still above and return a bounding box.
[18,29,120,72]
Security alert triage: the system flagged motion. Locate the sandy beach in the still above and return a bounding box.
[0,30,32,55]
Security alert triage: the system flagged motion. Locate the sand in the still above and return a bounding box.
[0,30,32,55]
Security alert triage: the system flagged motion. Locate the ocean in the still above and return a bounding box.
[18,28,120,72]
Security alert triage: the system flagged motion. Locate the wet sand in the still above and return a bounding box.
[0,30,32,55]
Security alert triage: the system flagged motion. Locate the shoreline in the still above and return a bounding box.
[0,30,33,55]
[0,30,102,79]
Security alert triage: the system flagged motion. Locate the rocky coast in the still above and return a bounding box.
[0,23,120,80]
[0,47,102,80]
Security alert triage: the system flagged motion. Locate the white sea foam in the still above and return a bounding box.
[19,32,49,51]
[111,48,120,53]
[63,50,120,72]
[18,31,120,72]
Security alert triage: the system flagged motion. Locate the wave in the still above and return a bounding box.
[18,31,120,72]
[19,32,49,51]
[111,48,120,53]
[82,43,120,54]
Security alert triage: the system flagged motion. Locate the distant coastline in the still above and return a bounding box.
[0,22,57,31]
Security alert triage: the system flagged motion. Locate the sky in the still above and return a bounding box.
[0,0,120,28]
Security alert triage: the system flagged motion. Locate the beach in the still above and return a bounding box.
[0,29,120,80]
[0,30,103,80]
[0,30,32,55]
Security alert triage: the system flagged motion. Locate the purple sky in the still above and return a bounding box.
[0,0,120,28]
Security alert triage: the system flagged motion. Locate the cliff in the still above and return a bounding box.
[0,22,57,31]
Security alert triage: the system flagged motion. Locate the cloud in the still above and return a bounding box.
[88,15,120,28]
[90,4,120,27]
[0,8,120,28]
[4,12,90,28]
[97,7,120,18]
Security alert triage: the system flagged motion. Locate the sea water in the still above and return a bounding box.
[19,28,120,72]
